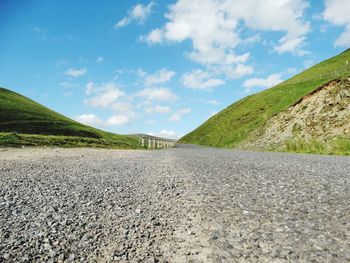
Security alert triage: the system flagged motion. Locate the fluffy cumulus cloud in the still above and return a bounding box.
[243,73,284,90]
[115,1,154,28]
[106,115,129,126]
[170,108,191,122]
[323,0,350,47]
[182,69,225,90]
[84,82,125,108]
[85,81,97,95]
[84,82,137,120]
[145,68,176,86]
[224,63,254,79]
[145,0,310,70]
[76,113,129,127]
[65,68,87,77]
[144,0,240,67]
[227,0,310,55]
[137,87,178,102]
[143,28,163,43]
[135,68,179,116]
[76,114,104,127]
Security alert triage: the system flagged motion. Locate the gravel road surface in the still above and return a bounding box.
[0,145,349,262]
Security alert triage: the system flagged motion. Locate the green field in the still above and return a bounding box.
[0,133,140,149]
[180,49,350,150]
[0,88,140,148]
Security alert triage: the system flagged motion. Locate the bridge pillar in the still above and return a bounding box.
[141,135,175,149]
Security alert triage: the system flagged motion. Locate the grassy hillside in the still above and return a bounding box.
[238,78,350,155]
[0,88,139,148]
[180,49,350,148]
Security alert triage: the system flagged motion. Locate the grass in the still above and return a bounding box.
[0,88,140,148]
[0,132,140,149]
[285,137,350,156]
[180,48,350,150]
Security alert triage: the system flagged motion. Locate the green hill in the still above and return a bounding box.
[180,49,350,150]
[0,88,139,148]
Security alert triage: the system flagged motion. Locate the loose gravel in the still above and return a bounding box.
[0,145,349,262]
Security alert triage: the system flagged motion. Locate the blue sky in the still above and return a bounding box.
[1,0,349,139]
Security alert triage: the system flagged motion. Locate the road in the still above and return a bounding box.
[0,145,349,262]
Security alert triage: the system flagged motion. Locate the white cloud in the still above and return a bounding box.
[81,82,139,127]
[145,68,176,86]
[228,0,310,54]
[170,108,191,122]
[155,0,240,66]
[107,115,129,126]
[274,36,306,55]
[225,63,254,79]
[182,69,225,90]
[84,82,125,108]
[96,56,104,63]
[136,68,147,78]
[85,82,94,95]
[76,114,104,127]
[243,73,284,90]
[137,87,178,102]
[145,0,310,67]
[110,102,137,119]
[145,105,172,114]
[143,28,163,44]
[65,68,87,77]
[323,0,350,47]
[76,114,129,127]
[241,34,261,46]
[115,1,154,28]
[151,129,179,139]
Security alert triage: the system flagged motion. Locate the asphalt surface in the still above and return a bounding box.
[0,145,349,262]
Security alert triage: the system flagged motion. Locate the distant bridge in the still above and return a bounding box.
[131,134,176,149]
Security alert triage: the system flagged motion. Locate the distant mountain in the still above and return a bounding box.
[0,88,139,148]
[180,49,350,154]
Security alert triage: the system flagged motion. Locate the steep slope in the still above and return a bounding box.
[180,49,350,148]
[0,87,139,148]
[239,78,350,155]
